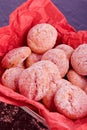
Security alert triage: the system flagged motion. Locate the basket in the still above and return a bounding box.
[0,0,87,129]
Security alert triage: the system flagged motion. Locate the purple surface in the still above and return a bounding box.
[0,0,87,31]
[0,0,26,27]
[52,0,87,31]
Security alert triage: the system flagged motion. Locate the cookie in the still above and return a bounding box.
[25,52,42,67]
[55,44,74,59]
[71,44,87,76]
[19,60,61,101]
[54,84,87,119]
[1,46,31,69]
[41,48,69,77]
[18,61,50,101]
[67,69,87,89]
[1,67,24,91]
[27,23,58,54]
[43,79,71,111]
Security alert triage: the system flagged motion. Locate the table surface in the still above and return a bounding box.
[0,0,87,31]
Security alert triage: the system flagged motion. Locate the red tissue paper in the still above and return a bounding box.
[0,0,87,130]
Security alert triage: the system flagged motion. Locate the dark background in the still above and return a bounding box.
[0,0,87,31]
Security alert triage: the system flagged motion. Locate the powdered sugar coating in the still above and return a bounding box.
[18,61,50,101]
[1,67,24,91]
[19,60,61,101]
[55,44,74,59]
[43,79,71,111]
[27,23,58,54]
[55,78,72,88]
[36,60,61,82]
[71,44,87,76]
[25,52,42,67]
[67,69,87,89]
[54,84,87,119]
[43,83,57,111]
[1,47,31,69]
[41,48,69,77]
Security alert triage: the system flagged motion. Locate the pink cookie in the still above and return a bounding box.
[1,46,31,69]
[25,52,42,67]
[18,61,50,101]
[54,84,87,119]
[27,23,58,54]
[41,48,69,77]
[67,69,87,89]
[55,44,74,59]
[43,79,71,111]
[18,60,61,101]
[71,44,87,76]
[1,67,24,91]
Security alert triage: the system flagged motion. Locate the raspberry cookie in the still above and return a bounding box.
[71,44,87,76]
[54,84,87,119]
[1,67,24,91]
[55,44,74,59]
[18,60,61,101]
[67,69,87,89]
[25,53,42,67]
[41,48,69,77]
[43,79,71,111]
[18,61,50,101]
[27,23,58,54]
[1,47,31,69]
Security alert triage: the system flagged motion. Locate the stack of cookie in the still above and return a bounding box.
[1,23,87,120]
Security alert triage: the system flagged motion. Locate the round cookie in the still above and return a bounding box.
[71,44,87,76]
[41,48,69,77]
[54,84,87,119]
[1,67,24,91]
[19,60,61,101]
[55,44,74,59]
[25,52,42,67]
[1,46,31,69]
[43,79,71,111]
[18,61,50,101]
[67,69,87,89]
[27,23,58,54]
